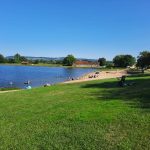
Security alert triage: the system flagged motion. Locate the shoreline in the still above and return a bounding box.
[0,69,128,93]
[63,69,128,84]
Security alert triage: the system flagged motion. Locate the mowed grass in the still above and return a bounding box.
[0,75,150,150]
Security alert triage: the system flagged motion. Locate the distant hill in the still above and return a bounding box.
[6,56,97,62]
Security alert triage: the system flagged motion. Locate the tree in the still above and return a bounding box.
[106,61,114,68]
[33,60,39,64]
[55,60,63,64]
[0,54,5,63]
[13,53,28,63]
[137,51,150,72]
[98,58,106,66]
[14,53,21,63]
[113,55,135,67]
[20,56,28,62]
[7,58,15,63]
[63,55,76,66]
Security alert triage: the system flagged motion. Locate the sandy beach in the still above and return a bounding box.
[64,70,128,84]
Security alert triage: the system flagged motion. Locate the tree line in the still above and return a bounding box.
[99,51,150,70]
[113,51,150,70]
[0,51,150,70]
[0,53,63,65]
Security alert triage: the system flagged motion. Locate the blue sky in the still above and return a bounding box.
[0,0,150,60]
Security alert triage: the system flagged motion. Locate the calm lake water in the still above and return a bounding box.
[0,65,95,88]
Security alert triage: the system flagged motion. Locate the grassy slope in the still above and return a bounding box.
[0,76,149,150]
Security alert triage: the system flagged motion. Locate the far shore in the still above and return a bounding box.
[0,63,99,69]
[0,63,63,67]
[0,63,127,71]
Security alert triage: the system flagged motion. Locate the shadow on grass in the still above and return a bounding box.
[128,73,150,78]
[81,75,150,110]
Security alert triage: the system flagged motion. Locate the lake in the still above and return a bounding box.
[0,65,95,88]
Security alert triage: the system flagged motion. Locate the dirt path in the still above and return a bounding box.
[0,90,21,94]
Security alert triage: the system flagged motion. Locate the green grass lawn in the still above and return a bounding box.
[0,75,150,149]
